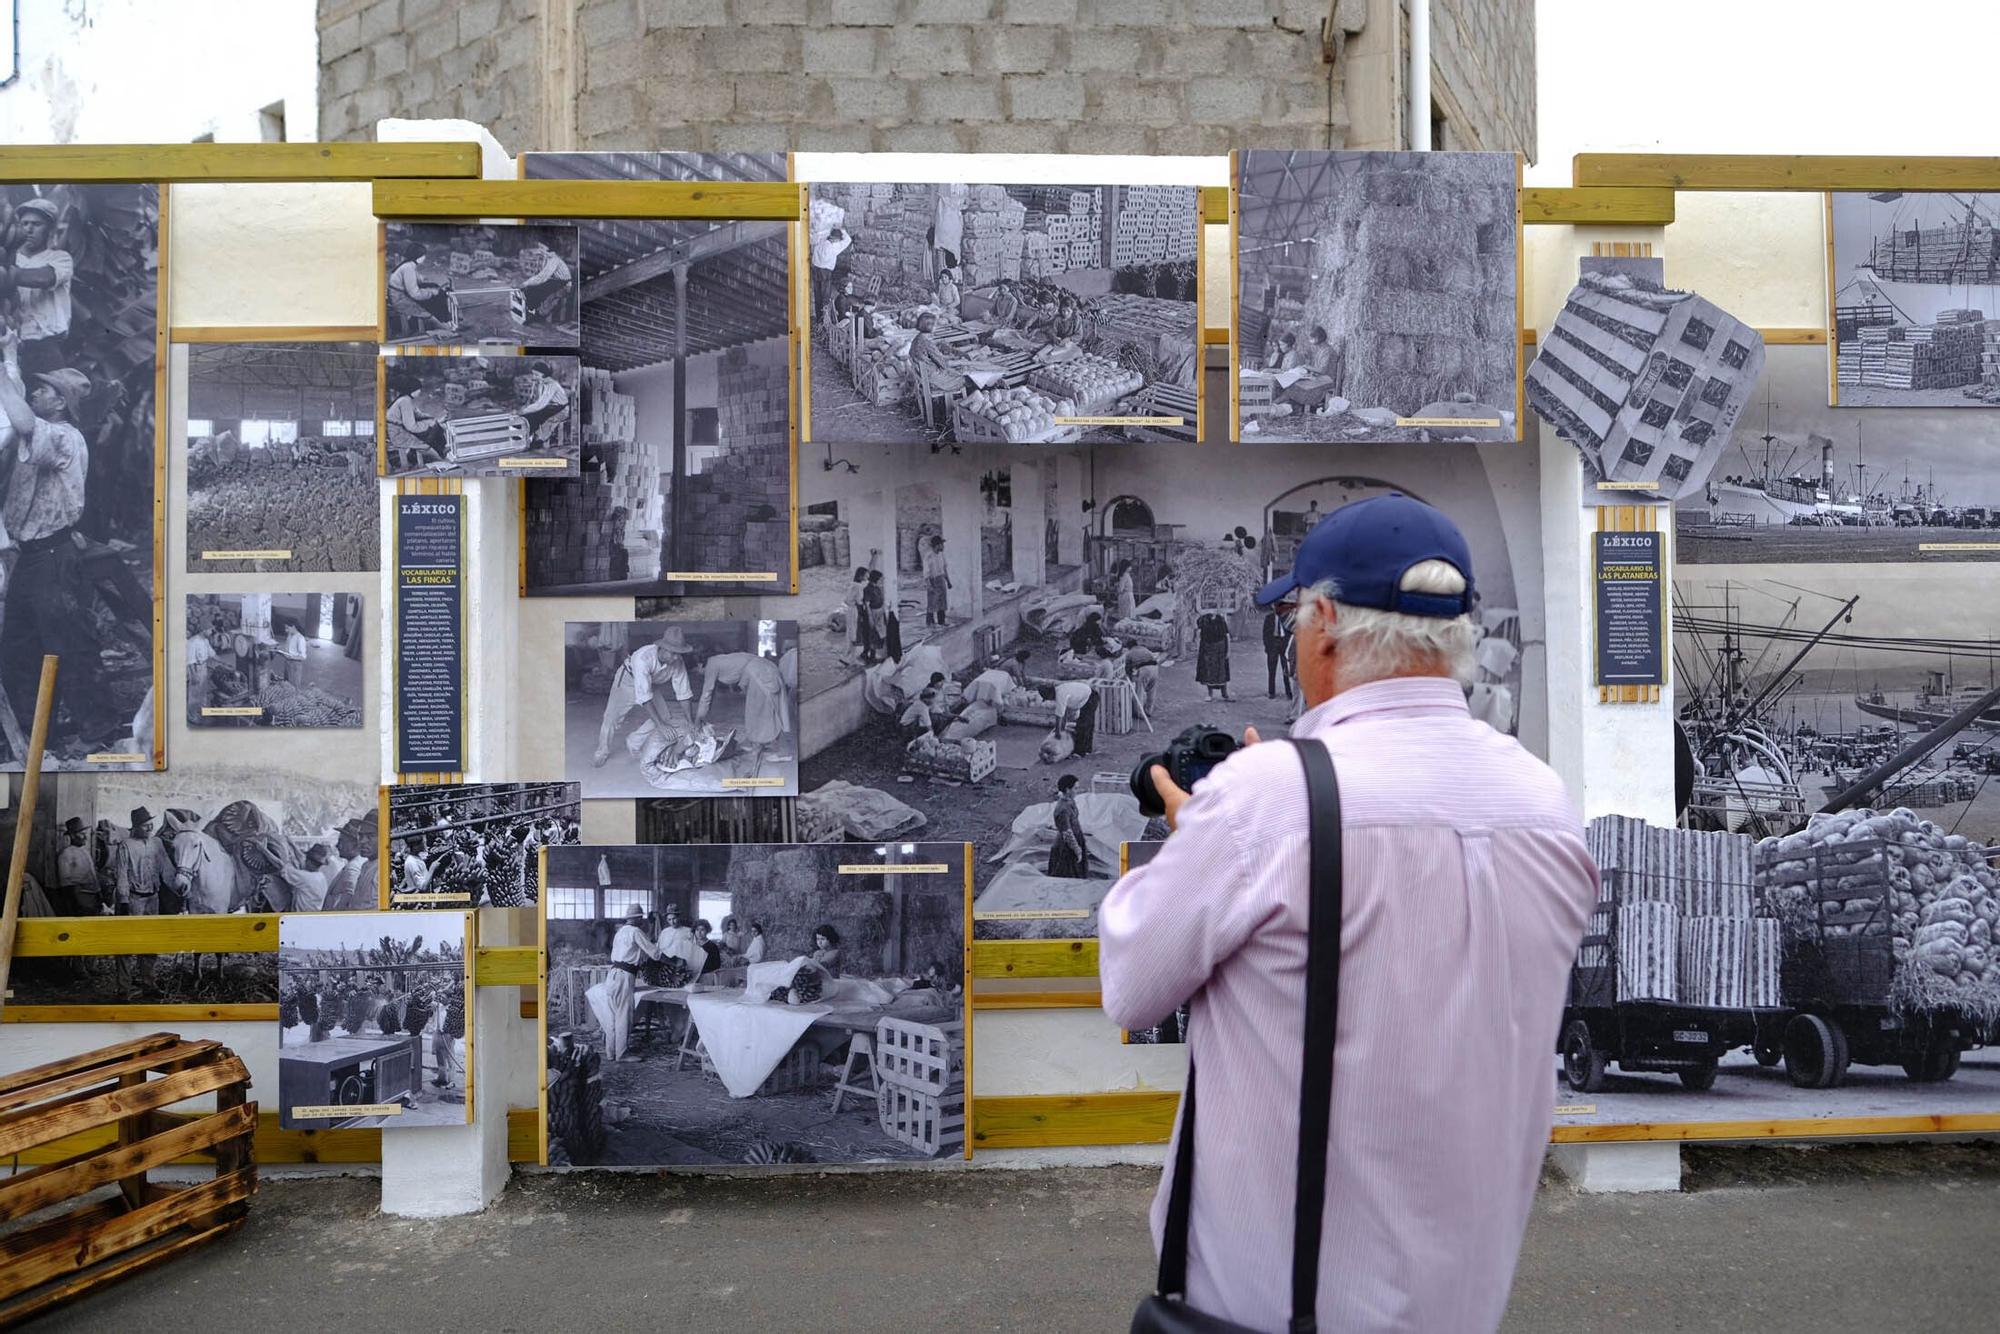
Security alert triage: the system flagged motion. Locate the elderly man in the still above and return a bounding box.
[1099,494,1597,1333]
[4,198,74,374]
[0,352,115,750]
[517,360,570,447]
[518,240,573,323]
[593,625,697,768]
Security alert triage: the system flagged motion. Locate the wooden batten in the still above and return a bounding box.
[971,939,1098,978]
[971,1092,1179,1148]
[373,178,802,222]
[1575,152,2000,192]
[0,142,481,183]
[1521,185,1675,225]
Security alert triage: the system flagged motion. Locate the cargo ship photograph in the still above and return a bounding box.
[1675,344,2000,563]
[1672,566,2000,843]
[1828,191,2000,407]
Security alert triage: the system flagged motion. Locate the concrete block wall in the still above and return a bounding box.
[321,1,1434,155]
[1430,0,1535,154]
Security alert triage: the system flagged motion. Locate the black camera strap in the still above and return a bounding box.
[1150,738,1343,1333]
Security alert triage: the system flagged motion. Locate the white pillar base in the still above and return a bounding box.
[1549,1142,1682,1193]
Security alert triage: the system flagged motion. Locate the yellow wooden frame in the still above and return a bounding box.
[0,143,481,184]
[373,179,801,222]
[171,324,381,344]
[1575,153,2000,192]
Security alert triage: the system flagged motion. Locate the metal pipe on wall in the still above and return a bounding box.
[1409,0,1431,150]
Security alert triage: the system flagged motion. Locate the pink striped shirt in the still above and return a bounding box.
[1100,677,1598,1333]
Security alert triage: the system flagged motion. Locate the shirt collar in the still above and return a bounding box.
[1293,676,1470,735]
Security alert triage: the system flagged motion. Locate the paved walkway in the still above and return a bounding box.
[29,1145,1999,1332]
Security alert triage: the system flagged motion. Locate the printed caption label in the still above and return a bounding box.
[202,706,265,717]
[290,1103,404,1120]
[498,457,571,470]
[1595,480,1661,491]
[722,776,788,788]
[665,571,778,583]
[839,863,951,875]
[1919,542,2000,551]
[85,753,142,764]
[394,891,472,904]
[975,908,1092,920]
[1053,415,1185,427]
[1394,416,1502,428]
[1552,1104,1596,1115]
[202,548,292,560]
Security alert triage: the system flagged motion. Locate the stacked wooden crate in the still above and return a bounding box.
[1586,815,1775,1007]
[873,1017,965,1159]
[677,341,791,579]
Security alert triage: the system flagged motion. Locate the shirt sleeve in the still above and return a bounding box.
[630,648,653,704]
[1098,763,1272,1030]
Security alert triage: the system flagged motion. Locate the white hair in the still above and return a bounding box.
[1295,561,1480,688]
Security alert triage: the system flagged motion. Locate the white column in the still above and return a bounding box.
[373,116,523,1216]
[940,475,985,623]
[1009,459,1046,589]
[1052,451,1086,567]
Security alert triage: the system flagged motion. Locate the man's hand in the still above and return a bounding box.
[1149,727,1262,833]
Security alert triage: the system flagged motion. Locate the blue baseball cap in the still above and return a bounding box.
[1255,493,1476,617]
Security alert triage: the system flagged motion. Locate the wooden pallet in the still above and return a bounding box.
[0,1034,256,1327]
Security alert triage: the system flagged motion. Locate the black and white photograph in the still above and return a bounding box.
[541,843,967,1167]
[1675,344,2000,561]
[1828,192,2000,407]
[382,221,579,348]
[379,352,580,478]
[386,781,582,908]
[185,342,381,573]
[1552,811,2000,1133]
[1234,150,1520,443]
[792,440,1544,940]
[808,182,1200,447]
[1527,266,1765,503]
[0,183,161,770]
[278,909,473,1130]
[1116,840,1187,1045]
[565,619,800,800]
[522,151,795,597]
[0,766,376,1008]
[185,592,364,728]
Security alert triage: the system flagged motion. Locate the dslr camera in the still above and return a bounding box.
[1130,724,1241,818]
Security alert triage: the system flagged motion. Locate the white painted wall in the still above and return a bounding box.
[0,0,317,145]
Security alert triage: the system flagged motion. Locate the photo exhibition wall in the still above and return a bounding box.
[7,136,1996,1174]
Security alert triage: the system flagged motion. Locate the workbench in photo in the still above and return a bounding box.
[541,843,969,1168]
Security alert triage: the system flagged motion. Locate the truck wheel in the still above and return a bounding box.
[1561,1019,1606,1093]
[1678,1061,1719,1091]
[1752,1039,1782,1068]
[1784,1014,1849,1089]
[1900,1043,1961,1083]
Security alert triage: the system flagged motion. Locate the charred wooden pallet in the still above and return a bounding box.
[0,1034,256,1328]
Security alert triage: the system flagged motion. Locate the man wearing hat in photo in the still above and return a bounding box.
[322,813,379,911]
[514,359,570,451]
[1097,493,1598,1333]
[56,814,100,916]
[3,197,75,375]
[584,902,662,1062]
[517,240,573,326]
[592,625,697,768]
[0,343,116,751]
[112,806,169,917]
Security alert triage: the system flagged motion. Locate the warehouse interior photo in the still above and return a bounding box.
[183,341,381,574]
[522,151,794,597]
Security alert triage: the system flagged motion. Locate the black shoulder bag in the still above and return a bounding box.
[1132,738,1342,1334]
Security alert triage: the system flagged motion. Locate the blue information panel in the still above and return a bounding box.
[1594,529,1665,688]
[395,493,464,771]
